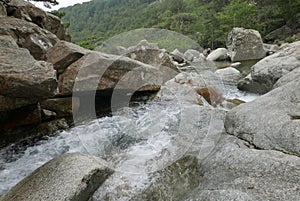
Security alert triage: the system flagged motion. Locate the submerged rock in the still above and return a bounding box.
[1,153,113,201]
[37,118,69,136]
[136,156,201,201]
[227,27,266,62]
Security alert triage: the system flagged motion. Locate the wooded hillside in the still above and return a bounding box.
[59,0,300,49]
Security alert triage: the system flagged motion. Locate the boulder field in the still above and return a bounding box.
[0,1,300,201]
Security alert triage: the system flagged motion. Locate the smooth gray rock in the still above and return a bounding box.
[227,27,266,62]
[251,46,300,92]
[0,47,57,99]
[215,67,242,85]
[225,79,300,155]
[206,48,229,61]
[238,41,300,93]
[184,135,300,201]
[274,66,300,88]
[1,153,114,201]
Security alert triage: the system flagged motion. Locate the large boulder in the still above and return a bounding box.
[46,41,89,74]
[238,41,300,93]
[227,27,266,62]
[0,47,57,99]
[264,25,293,43]
[185,135,300,201]
[0,16,59,60]
[8,0,71,41]
[206,48,229,61]
[215,67,242,85]
[123,40,178,72]
[1,153,114,201]
[157,72,224,106]
[225,78,300,156]
[58,51,178,96]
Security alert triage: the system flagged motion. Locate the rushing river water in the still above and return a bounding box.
[0,62,259,198]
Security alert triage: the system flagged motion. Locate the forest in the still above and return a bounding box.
[59,0,300,49]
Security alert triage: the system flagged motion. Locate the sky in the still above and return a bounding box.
[34,0,91,11]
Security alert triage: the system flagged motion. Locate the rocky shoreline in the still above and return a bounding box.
[1,1,300,200]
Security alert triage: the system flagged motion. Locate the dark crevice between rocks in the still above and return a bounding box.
[227,132,300,158]
[271,148,300,158]
[74,89,158,120]
[290,115,300,120]
[225,131,264,150]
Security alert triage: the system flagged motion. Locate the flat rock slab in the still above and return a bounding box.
[1,153,114,201]
[185,135,300,201]
[225,78,300,156]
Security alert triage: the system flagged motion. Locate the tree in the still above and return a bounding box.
[29,0,59,9]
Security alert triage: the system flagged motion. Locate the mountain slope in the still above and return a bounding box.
[60,0,300,49]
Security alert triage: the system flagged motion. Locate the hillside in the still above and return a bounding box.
[60,0,300,49]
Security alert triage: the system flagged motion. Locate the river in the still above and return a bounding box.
[0,62,259,199]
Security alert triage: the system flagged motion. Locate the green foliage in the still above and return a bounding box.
[29,0,58,9]
[50,11,66,19]
[59,0,300,49]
